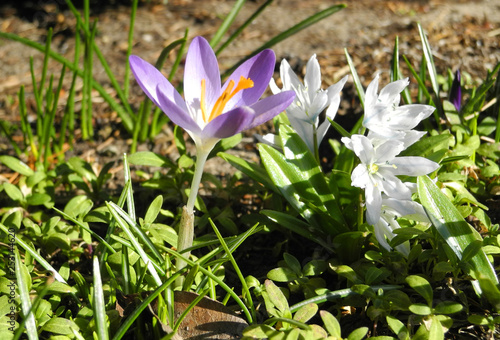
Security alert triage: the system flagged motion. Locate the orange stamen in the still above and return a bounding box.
[200,76,254,123]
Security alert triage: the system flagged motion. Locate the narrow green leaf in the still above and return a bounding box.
[293,303,318,323]
[222,4,346,78]
[93,257,109,340]
[345,48,365,108]
[417,175,498,284]
[15,251,38,340]
[434,301,463,315]
[127,151,175,168]
[347,327,368,340]
[3,183,24,202]
[144,195,163,226]
[210,0,246,49]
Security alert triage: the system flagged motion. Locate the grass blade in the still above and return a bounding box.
[106,202,163,286]
[123,0,139,98]
[215,0,273,55]
[93,256,109,340]
[210,0,246,49]
[15,250,38,340]
[344,48,365,108]
[222,4,346,78]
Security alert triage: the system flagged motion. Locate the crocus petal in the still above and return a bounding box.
[183,36,221,118]
[391,157,440,176]
[202,106,254,139]
[247,91,296,129]
[129,55,186,111]
[225,49,275,108]
[450,69,462,112]
[156,84,201,134]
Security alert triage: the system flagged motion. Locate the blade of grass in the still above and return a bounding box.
[345,48,365,108]
[18,86,36,157]
[418,24,443,118]
[209,218,256,321]
[215,0,273,55]
[15,250,38,340]
[222,4,346,79]
[391,36,412,104]
[93,256,109,340]
[163,247,253,323]
[289,285,403,313]
[0,223,68,284]
[123,154,136,222]
[111,274,180,340]
[106,202,163,286]
[0,31,135,132]
[29,57,43,138]
[124,0,139,98]
[210,0,246,49]
[43,66,66,168]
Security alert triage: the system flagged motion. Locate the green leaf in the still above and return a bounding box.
[267,267,299,282]
[127,151,174,168]
[302,260,327,277]
[15,250,38,340]
[218,152,277,192]
[144,195,163,226]
[417,175,498,285]
[42,317,80,335]
[320,310,341,338]
[406,275,433,306]
[3,183,24,202]
[408,303,432,316]
[93,257,109,340]
[347,326,369,340]
[293,303,318,323]
[265,279,289,315]
[386,315,408,339]
[283,253,302,275]
[0,155,34,176]
[428,316,444,340]
[434,301,463,314]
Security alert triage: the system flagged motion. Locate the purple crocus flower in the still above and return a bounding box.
[129,36,295,153]
[449,69,462,112]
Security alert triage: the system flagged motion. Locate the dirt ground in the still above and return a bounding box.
[1,0,500,174]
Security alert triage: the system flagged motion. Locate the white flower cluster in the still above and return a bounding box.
[341,74,439,256]
[261,54,348,156]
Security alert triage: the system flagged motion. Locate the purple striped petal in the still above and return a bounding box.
[201,106,255,139]
[184,36,221,114]
[129,55,186,111]
[224,49,276,108]
[247,91,296,129]
[156,84,201,135]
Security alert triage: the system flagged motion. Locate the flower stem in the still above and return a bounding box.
[176,148,210,285]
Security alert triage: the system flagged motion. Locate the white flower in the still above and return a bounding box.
[269,54,348,153]
[341,134,439,225]
[375,196,429,256]
[363,74,435,144]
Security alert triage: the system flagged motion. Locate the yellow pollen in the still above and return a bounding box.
[200,76,254,123]
[368,163,379,174]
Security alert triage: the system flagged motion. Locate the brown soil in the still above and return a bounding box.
[1,0,500,174]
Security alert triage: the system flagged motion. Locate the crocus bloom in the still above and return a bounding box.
[363,74,434,143]
[341,134,439,225]
[268,55,348,154]
[129,36,295,155]
[449,69,462,112]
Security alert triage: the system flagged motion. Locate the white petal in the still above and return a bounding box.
[269,78,282,94]
[304,54,321,98]
[365,183,382,225]
[391,157,440,176]
[351,164,370,188]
